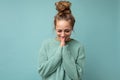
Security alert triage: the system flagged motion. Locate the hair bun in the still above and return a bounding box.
[55,1,71,15]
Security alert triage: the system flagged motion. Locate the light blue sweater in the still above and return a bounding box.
[38,38,85,80]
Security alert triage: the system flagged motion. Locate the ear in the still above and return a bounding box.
[55,2,58,6]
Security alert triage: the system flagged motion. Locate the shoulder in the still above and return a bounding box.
[71,39,86,56]
[40,38,55,47]
[70,39,84,48]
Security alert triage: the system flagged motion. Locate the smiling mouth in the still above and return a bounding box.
[61,36,65,38]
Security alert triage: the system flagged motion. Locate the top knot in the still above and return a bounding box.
[55,1,71,15]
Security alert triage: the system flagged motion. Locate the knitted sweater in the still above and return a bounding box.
[38,38,85,80]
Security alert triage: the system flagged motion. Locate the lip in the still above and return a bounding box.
[60,36,66,39]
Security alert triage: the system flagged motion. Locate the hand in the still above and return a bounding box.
[60,37,66,46]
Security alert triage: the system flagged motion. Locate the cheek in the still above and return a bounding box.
[56,32,61,37]
[66,32,71,37]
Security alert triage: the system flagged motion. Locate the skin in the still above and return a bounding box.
[55,20,73,46]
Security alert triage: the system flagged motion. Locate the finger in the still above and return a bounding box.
[61,37,65,42]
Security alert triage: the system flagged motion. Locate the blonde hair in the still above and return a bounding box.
[54,1,75,29]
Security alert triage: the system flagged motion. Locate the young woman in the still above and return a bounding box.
[38,1,85,80]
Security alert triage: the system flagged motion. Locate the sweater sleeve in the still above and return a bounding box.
[62,45,85,80]
[76,45,86,80]
[38,42,62,78]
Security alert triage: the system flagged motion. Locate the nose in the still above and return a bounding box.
[61,31,65,37]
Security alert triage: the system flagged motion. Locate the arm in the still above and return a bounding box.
[38,42,62,77]
[76,45,86,80]
[62,45,85,80]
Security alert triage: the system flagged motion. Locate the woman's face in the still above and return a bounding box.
[55,20,72,41]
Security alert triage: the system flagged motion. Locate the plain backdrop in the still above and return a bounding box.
[0,0,120,80]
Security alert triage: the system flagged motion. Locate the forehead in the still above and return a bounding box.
[56,20,72,29]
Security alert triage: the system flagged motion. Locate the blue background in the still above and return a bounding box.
[0,0,120,80]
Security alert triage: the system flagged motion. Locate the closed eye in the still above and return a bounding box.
[65,30,70,33]
[65,29,71,33]
[57,30,62,33]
